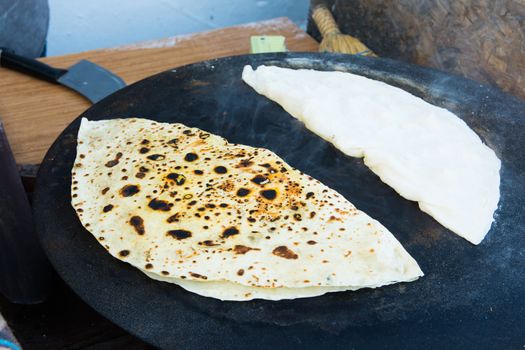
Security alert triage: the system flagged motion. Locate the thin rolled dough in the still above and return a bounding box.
[242,65,501,245]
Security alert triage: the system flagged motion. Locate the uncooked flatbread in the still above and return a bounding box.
[242,65,501,245]
[71,117,422,301]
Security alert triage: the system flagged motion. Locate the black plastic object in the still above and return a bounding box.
[0,47,66,83]
[0,121,53,303]
[33,53,525,349]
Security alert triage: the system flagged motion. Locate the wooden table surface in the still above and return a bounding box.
[0,18,318,349]
[0,17,317,167]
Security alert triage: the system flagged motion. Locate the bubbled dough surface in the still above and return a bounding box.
[71,117,422,300]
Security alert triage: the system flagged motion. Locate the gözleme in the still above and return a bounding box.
[243,65,501,245]
[72,117,422,301]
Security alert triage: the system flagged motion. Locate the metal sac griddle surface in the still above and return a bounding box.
[33,53,525,349]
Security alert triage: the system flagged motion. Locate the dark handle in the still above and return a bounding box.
[0,47,67,83]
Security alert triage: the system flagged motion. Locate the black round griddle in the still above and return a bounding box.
[33,53,525,349]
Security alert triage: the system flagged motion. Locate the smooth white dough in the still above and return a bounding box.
[242,65,501,244]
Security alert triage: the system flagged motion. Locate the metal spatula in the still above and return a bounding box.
[0,48,125,103]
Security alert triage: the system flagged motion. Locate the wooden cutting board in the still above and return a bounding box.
[0,17,318,166]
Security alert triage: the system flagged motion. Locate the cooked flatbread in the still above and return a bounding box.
[143,270,377,301]
[72,118,422,301]
[242,65,501,245]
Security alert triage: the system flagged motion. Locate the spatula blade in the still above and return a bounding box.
[58,60,126,103]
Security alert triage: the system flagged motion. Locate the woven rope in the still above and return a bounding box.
[312,6,341,37]
[312,5,376,57]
